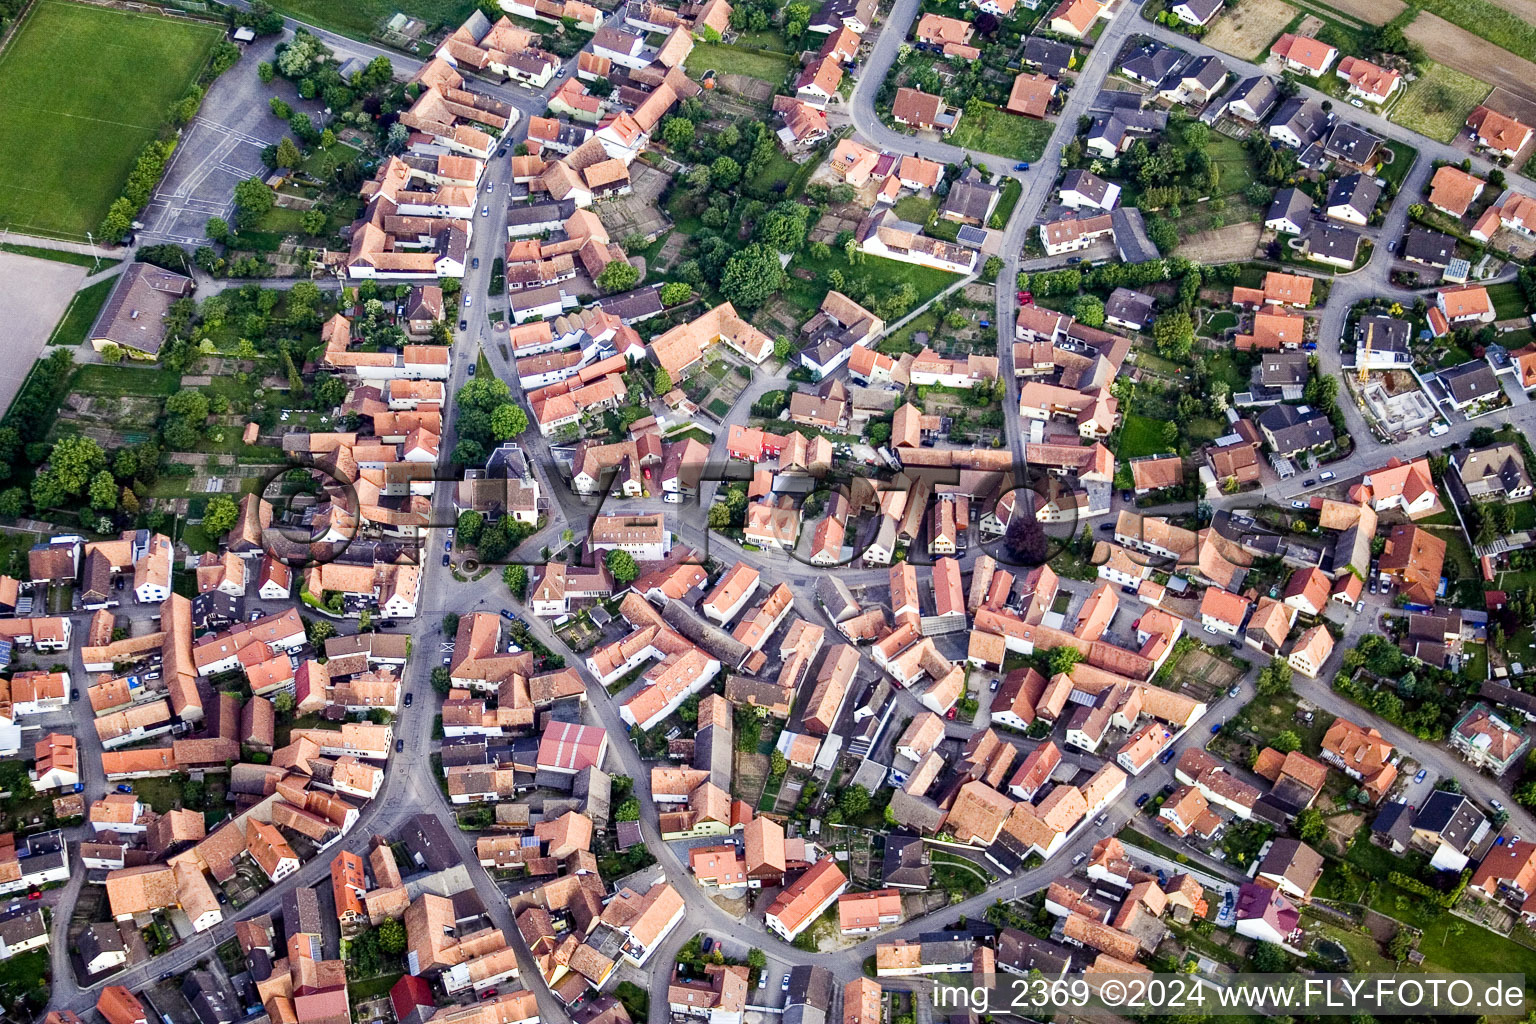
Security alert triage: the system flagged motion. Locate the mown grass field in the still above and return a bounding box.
[264,0,474,39]
[1417,0,1536,63]
[947,103,1055,162]
[684,42,793,83]
[0,2,220,239]
[1390,61,1491,142]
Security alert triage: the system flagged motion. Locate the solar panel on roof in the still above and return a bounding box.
[956,225,987,248]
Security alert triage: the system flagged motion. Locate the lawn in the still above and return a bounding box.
[993,177,1024,228]
[264,0,475,40]
[894,195,936,223]
[70,364,180,398]
[1486,280,1529,319]
[300,142,362,182]
[1199,310,1238,338]
[0,1,220,239]
[684,42,793,83]
[783,248,959,318]
[1390,61,1491,143]
[1206,134,1256,194]
[948,103,1055,163]
[1116,413,1175,458]
[1377,140,1417,191]
[46,277,117,347]
[0,243,118,270]
[1416,0,1536,63]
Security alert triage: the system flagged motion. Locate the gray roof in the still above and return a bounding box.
[1104,287,1156,327]
[1270,97,1328,145]
[1324,122,1382,164]
[1402,227,1455,267]
[1440,359,1500,405]
[1357,315,1410,352]
[1265,186,1314,226]
[1175,0,1225,21]
[1258,352,1309,387]
[1024,36,1074,75]
[1120,41,1181,83]
[1060,168,1116,207]
[941,170,1000,223]
[506,200,576,231]
[1177,53,1227,90]
[1257,403,1335,454]
[402,812,460,872]
[1371,801,1415,845]
[1303,221,1361,264]
[1228,75,1280,120]
[1326,173,1381,217]
[1413,790,1486,852]
[1111,207,1160,263]
[997,927,1075,975]
[595,284,667,324]
[90,262,195,355]
[0,908,47,949]
[786,965,836,1016]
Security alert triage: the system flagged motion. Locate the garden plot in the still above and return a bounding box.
[596,163,673,244]
[1407,12,1536,107]
[1174,223,1262,263]
[1203,0,1299,60]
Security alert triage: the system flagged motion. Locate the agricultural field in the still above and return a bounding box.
[1202,0,1297,60]
[1304,0,1403,24]
[947,104,1055,163]
[0,2,221,239]
[1390,62,1492,142]
[264,0,475,40]
[1405,11,1536,107]
[1416,0,1536,64]
[684,42,793,83]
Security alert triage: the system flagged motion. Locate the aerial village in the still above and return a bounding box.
[14,0,1536,1020]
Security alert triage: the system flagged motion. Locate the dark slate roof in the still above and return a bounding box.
[1357,315,1411,352]
[1402,227,1455,267]
[1326,173,1381,217]
[1060,167,1116,206]
[1324,122,1383,163]
[1104,287,1156,327]
[401,812,460,872]
[1257,403,1335,453]
[1119,41,1181,83]
[1270,97,1329,145]
[1266,187,1314,225]
[1111,207,1160,263]
[1303,221,1361,264]
[1228,75,1280,119]
[1440,359,1500,405]
[1024,36,1074,76]
[882,833,932,888]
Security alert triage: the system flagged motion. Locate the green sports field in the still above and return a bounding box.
[0,1,220,239]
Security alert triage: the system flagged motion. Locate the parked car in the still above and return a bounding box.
[116,784,133,794]
[459,319,467,330]
[1320,471,1336,481]
[481,205,489,217]
[445,540,453,552]
[701,937,714,954]
[396,739,405,752]
[1072,852,1087,865]
[442,554,451,567]
[1158,748,1176,764]
[1135,793,1151,807]
[467,363,476,376]
[70,688,79,702]
[1303,478,1316,487]
[472,257,480,269]
[989,678,999,692]
[1429,421,1449,436]
[501,608,517,620]
[1228,685,1241,698]
[1094,814,1108,827]
[782,976,791,992]
[1493,798,1505,812]
[1355,599,1366,612]
[945,707,957,720]
[1291,500,1308,509]
[404,692,414,708]
[1014,162,1030,171]
[1210,721,1223,734]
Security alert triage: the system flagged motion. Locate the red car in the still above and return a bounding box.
[480,990,498,1001]
[1017,291,1034,306]
[945,707,957,720]
[26,891,40,901]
